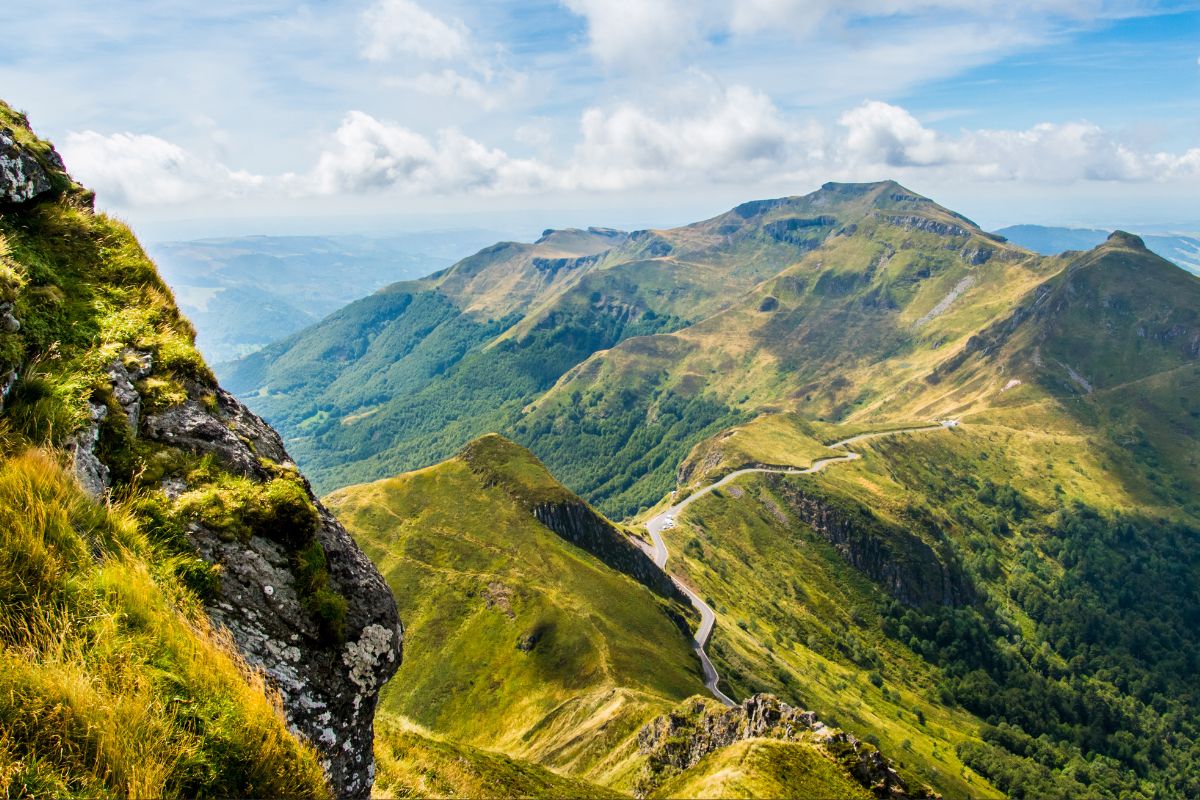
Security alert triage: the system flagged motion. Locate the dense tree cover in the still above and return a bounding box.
[295,299,691,493]
[516,383,744,519]
[883,507,1200,799]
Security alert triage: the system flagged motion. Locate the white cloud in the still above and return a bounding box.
[569,83,823,189]
[307,111,555,195]
[560,0,707,67]
[360,0,469,62]
[63,96,1200,210]
[60,130,262,207]
[384,68,526,110]
[725,0,1150,35]
[561,0,1165,79]
[359,0,525,110]
[835,100,1200,183]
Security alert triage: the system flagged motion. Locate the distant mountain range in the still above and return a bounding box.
[996,224,1200,274]
[148,230,509,363]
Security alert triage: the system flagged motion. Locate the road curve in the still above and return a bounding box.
[637,419,959,706]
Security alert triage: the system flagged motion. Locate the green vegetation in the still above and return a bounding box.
[677,412,841,488]
[373,718,620,799]
[218,180,1200,796]
[0,99,342,796]
[655,739,873,800]
[326,441,704,791]
[0,450,330,799]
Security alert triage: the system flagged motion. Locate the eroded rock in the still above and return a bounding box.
[0,129,60,204]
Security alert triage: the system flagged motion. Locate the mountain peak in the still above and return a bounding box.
[1105,230,1147,250]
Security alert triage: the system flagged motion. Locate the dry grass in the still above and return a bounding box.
[0,450,330,799]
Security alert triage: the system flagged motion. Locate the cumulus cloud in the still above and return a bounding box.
[359,0,524,109]
[63,95,1200,209]
[561,0,1164,79]
[835,100,1200,183]
[360,0,469,62]
[569,83,823,189]
[561,0,706,67]
[60,131,262,207]
[307,111,555,195]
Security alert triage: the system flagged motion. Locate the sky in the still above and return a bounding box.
[3,0,1199,240]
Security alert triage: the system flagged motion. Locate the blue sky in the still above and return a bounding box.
[2,1,1198,238]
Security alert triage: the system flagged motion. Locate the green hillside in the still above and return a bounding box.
[325,436,704,790]
[228,178,1198,798]
[229,180,1047,515]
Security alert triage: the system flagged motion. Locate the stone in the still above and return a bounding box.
[0,129,59,204]
[636,694,935,799]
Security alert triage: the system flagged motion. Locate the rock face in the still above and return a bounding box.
[636,694,935,799]
[1,109,403,794]
[531,500,685,602]
[60,348,403,797]
[144,386,403,799]
[0,127,62,204]
[768,478,973,607]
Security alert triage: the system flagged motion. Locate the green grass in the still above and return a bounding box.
[373,717,621,799]
[0,99,347,796]
[653,739,873,800]
[664,467,999,799]
[677,412,840,487]
[0,450,330,799]
[326,451,704,789]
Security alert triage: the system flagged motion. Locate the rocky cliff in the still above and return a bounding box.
[460,434,687,603]
[0,103,401,798]
[531,500,684,601]
[767,476,973,607]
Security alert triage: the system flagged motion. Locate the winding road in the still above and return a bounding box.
[635,419,960,706]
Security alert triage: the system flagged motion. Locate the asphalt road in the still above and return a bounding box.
[636,419,959,706]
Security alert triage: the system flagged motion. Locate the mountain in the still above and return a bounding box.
[996,223,1200,274]
[227,181,1045,515]
[147,230,507,364]
[232,178,1200,797]
[329,435,937,798]
[0,103,400,797]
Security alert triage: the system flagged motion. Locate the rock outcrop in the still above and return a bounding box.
[146,385,403,799]
[532,500,684,602]
[636,694,937,799]
[767,477,973,607]
[0,115,65,204]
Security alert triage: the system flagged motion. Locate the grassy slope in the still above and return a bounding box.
[653,739,873,800]
[662,450,1002,799]
[373,718,619,799]
[518,183,1052,516]
[0,100,333,797]
[325,440,704,791]
[0,452,328,799]
[228,181,1045,516]
[676,412,841,488]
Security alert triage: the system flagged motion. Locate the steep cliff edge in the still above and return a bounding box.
[0,102,400,798]
[461,433,686,602]
[765,475,974,607]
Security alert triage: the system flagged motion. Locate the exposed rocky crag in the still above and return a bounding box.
[636,694,937,799]
[531,500,684,602]
[0,127,62,203]
[461,434,687,604]
[1,114,401,798]
[767,477,973,607]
